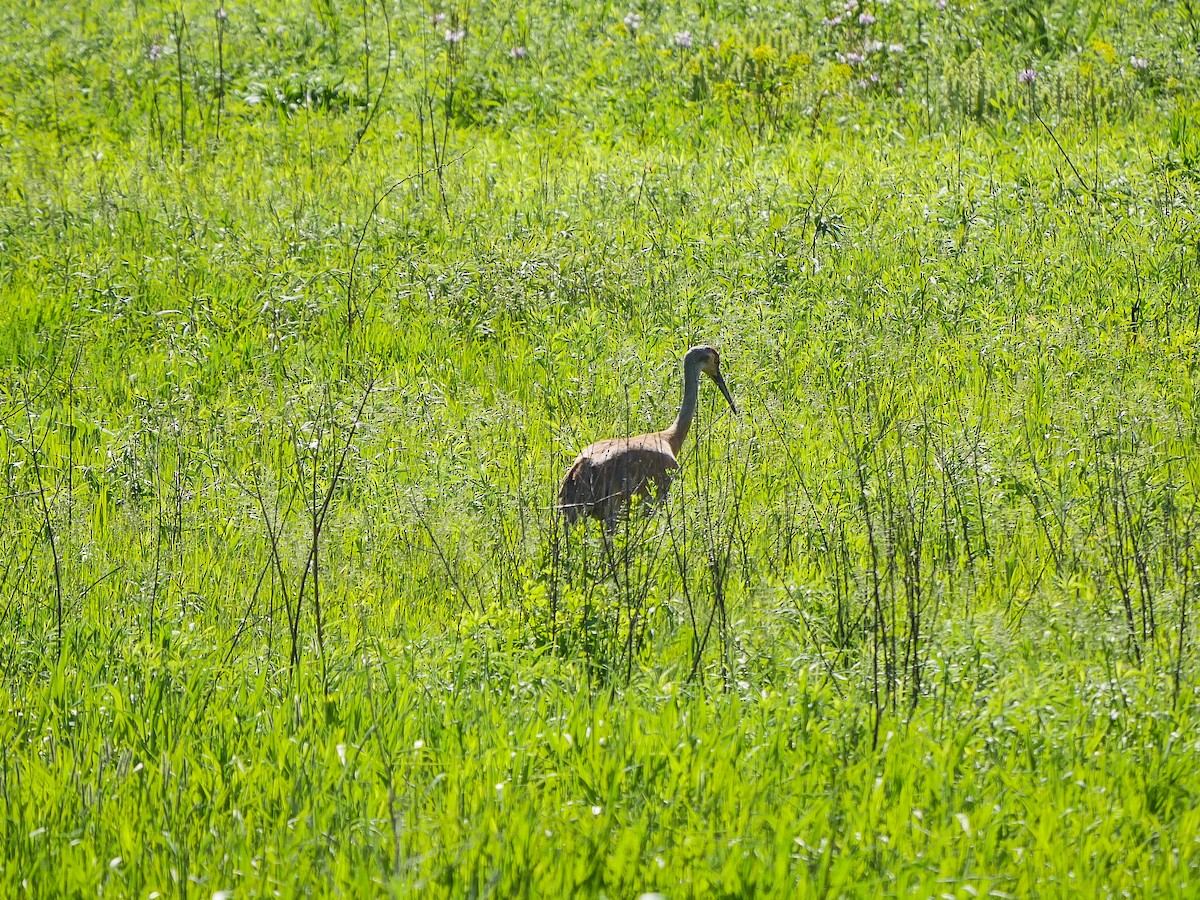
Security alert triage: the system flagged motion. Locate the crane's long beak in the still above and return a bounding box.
[711,368,738,416]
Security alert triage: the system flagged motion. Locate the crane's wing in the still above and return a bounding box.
[558,437,678,521]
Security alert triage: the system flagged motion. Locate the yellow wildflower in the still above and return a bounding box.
[1090,39,1116,64]
[751,44,777,64]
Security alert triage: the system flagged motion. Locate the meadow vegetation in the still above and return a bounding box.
[2,0,1200,894]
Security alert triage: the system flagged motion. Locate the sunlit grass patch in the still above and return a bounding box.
[1,0,1200,895]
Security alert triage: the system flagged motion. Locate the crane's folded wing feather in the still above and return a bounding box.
[558,437,679,518]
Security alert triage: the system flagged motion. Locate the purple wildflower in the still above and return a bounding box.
[1129,56,1148,70]
[673,30,692,48]
[444,28,464,43]
[510,45,527,58]
[1018,68,1037,84]
[858,12,876,24]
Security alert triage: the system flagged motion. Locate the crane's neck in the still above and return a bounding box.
[663,358,702,455]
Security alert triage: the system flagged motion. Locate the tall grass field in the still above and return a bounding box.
[2,0,1200,895]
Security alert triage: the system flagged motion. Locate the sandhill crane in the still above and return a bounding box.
[558,345,737,529]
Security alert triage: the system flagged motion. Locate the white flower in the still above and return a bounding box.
[1130,56,1148,70]
[444,28,465,43]
[623,11,642,30]
[673,30,692,48]
[888,42,905,54]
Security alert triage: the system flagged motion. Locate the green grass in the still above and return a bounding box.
[2,0,1200,895]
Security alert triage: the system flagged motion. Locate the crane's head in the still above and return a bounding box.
[686,345,738,416]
